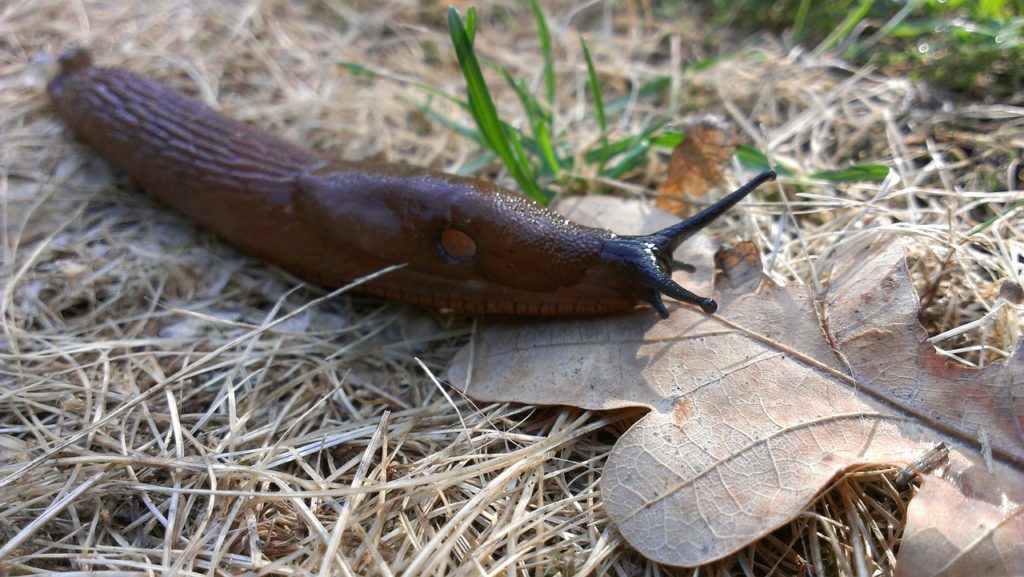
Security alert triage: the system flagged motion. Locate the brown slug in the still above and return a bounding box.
[47,49,775,318]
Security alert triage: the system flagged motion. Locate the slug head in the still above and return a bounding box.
[602,169,776,318]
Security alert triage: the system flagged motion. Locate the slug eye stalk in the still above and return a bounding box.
[603,169,777,318]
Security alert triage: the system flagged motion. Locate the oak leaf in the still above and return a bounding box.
[448,197,1024,569]
[656,116,737,216]
[896,450,1024,577]
[714,240,765,292]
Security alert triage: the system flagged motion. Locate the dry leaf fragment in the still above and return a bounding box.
[714,240,764,293]
[447,197,1024,569]
[896,450,1024,577]
[657,116,737,216]
[825,241,1024,465]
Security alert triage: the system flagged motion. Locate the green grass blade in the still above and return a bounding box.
[508,127,540,187]
[500,68,551,128]
[818,0,875,52]
[585,118,668,168]
[529,0,556,109]
[736,144,795,176]
[448,7,507,155]
[598,121,669,178]
[651,131,686,149]
[447,7,547,202]
[602,54,725,114]
[336,62,376,78]
[454,153,499,176]
[792,0,813,42]
[533,122,561,175]
[341,61,470,111]
[602,138,652,179]
[968,200,1024,236]
[465,7,476,44]
[580,36,609,172]
[580,37,607,134]
[584,135,640,164]
[402,97,484,145]
[497,68,560,174]
[809,164,890,182]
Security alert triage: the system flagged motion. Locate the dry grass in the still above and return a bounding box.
[1,1,1021,575]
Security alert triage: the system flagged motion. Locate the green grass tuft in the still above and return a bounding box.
[711,0,1023,96]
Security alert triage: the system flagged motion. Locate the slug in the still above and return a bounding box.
[47,49,775,318]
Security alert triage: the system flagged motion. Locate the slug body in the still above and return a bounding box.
[48,50,774,318]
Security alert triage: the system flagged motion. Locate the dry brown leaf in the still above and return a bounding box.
[447,197,1024,569]
[715,240,764,293]
[896,449,1024,577]
[825,241,1023,467]
[656,116,737,216]
[894,448,1024,577]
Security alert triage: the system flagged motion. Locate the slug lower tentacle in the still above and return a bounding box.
[48,48,775,318]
